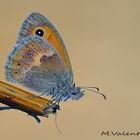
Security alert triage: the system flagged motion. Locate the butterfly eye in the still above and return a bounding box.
[35,29,44,37]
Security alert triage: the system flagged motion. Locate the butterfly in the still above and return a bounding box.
[5,12,106,107]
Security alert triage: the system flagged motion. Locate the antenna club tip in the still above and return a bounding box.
[103,95,107,100]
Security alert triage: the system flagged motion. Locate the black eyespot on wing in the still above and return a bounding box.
[35,29,44,37]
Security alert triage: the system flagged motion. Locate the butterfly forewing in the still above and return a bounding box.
[17,12,73,78]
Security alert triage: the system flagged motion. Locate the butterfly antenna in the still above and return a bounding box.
[83,86,100,91]
[54,112,62,134]
[80,87,106,100]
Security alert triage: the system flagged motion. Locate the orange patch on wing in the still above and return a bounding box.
[47,33,71,70]
[31,26,71,72]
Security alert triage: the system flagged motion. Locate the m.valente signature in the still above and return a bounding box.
[101,131,140,136]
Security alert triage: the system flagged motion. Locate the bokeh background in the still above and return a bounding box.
[0,0,140,140]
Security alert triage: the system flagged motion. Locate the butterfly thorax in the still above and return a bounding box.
[50,83,84,101]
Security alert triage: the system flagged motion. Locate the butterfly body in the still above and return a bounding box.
[5,13,84,102]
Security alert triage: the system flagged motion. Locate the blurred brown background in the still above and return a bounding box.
[0,0,140,140]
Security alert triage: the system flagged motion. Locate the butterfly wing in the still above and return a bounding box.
[5,36,72,95]
[17,12,73,80]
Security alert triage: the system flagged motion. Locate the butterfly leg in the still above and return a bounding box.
[43,100,60,116]
[51,100,61,113]
[28,112,41,123]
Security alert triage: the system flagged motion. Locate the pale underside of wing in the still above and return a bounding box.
[5,36,72,95]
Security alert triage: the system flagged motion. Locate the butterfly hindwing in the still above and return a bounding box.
[5,36,72,95]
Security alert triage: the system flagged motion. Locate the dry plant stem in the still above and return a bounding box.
[0,80,51,117]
